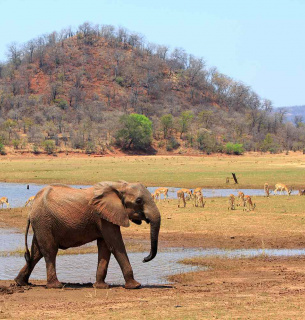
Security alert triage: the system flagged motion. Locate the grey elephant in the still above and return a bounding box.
[15,181,161,289]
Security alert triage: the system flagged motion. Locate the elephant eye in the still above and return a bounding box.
[136,197,143,205]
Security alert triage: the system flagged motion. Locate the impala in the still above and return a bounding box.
[237,191,245,206]
[194,191,206,208]
[244,195,256,211]
[177,189,186,208]
[178,188,193,201]
[0,197,10,209]
[298,189,305,196]
[264,183,270,197]
[228,194,235,210]
[25,196,35,207]
[274,183,292,196]
[194,187,202,194]
[153,187,169,202]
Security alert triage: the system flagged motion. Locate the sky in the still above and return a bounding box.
[0,0,304,107]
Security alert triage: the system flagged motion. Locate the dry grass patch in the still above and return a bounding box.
[0,153,304,188]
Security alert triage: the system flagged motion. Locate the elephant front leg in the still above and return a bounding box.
[94,238,111,289]
[102,222,141,289]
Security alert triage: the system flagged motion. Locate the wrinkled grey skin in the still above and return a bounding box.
[15,181,161,289]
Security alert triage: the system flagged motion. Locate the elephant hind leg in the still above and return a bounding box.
[42,247,62,288]
[34,232,62,288]
[15,235,43,286]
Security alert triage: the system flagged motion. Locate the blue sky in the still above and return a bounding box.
[0,0,304,107]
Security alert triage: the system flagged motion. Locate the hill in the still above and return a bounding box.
[0,22,304,155]
[279,105,305,123]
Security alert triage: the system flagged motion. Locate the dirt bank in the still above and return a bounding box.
[2,256,305,319]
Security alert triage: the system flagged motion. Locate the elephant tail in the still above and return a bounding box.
[24,217,31,264]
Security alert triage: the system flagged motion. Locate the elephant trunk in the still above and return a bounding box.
[143,211,161,263]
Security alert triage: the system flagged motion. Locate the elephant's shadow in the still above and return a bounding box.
[29,282,173,290]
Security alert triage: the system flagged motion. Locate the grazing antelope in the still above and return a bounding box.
[264,183,270,197]
[177,189,186,208]
[274,183,292,196]
[179,188,193,200]
[154,187,169,202]
[243,195,256,211]
[298,189,305,196]
[25,195,35,207]
[237,191,245,206]
[194,191,206,208]
[0,197,9,208]
[228,194,235,210]
[194,187,202,194]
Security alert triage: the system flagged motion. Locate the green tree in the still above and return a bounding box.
[260,133,280,153]
[160,114,173,139]
[179,111,194,138]
[115,114,152,150]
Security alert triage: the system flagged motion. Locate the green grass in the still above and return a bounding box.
[0,153,304,188]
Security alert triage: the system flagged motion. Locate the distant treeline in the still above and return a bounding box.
[0,22,304,154]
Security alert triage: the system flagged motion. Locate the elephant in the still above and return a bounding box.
[15,181,161,289]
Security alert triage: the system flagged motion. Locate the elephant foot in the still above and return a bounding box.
[124,280,141,289]
[14,276,29,287]
[94,282,109,289]
[46,281,63,289]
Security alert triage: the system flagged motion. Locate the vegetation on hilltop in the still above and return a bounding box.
[0,22,304,154]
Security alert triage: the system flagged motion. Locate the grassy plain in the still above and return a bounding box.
[1,153,305,319]
[0,152,304,188]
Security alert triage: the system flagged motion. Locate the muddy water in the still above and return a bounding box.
[0,182,298,208]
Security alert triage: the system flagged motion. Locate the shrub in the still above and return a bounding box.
[115,77,124,86]
[166,137,180,151]
[196,130,219,154]
[225,143,244,155]
[54,98,68,110]
[0,142,6,155]
[43,140,56,154]
[32,144,40,154]
[12,139,20,149]
[85,141,96,154]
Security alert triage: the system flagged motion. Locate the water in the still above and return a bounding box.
[2,246,305,285]
[0,227,32,252]
[0,183,89,208]
[0,182,297,208]
[1,228,305,285]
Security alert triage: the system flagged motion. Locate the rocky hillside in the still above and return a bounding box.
[0,22,303,154]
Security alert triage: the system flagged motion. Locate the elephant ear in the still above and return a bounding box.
[90,183,130,227]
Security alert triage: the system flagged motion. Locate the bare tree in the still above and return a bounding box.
[6,42,22,69]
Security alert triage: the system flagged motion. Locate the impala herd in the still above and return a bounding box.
[150,182,298,213]
[0,183,300,211]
